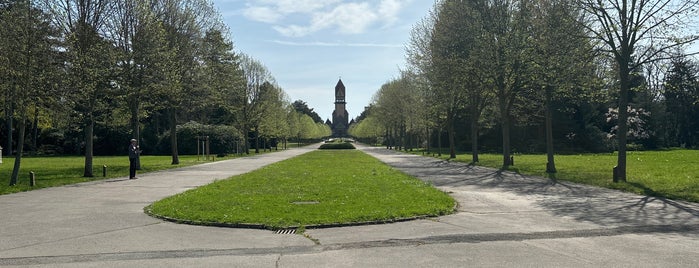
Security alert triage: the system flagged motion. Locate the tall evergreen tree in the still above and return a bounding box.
[664,56,699,148]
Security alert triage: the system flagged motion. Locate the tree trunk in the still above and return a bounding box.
[170,108,179,165]
[500,94,512,168]
[5,104,13,156]
[9,116,26,186]
[384,128,391,150]
[130,97,140,140]
[254,126,260,153]
[83,115,94,177]
[31,105,38,155]
[395,126,401,151]
[448,116,456,159]
[470,104,480,163]
[437,128,443,157]
[614,59,630,182]
[425,127,431,155]
[244,124,250,154]
[545,85,556,173]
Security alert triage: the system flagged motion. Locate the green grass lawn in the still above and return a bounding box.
[417,149,699,203]
[0,155,231,195]
[146,150,456,229]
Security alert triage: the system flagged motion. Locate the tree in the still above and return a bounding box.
[132,2,180,145]
[349,114,386,145]
[199,29,244,125]
[430,0,479,158]
[257,84,288,151]
[578,0,699,182]
[408,14,436,153]
[529,0,598,172]
[292,100,323,124]
[475,0,534,168]
[663,56,699,147]
[156,0,223,164]
[42,0,116,177]
[239,54,276,154]
[1,0,61,185]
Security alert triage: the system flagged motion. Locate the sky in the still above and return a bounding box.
[211,0,435,122]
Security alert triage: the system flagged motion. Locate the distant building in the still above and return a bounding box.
[331,79,349,137]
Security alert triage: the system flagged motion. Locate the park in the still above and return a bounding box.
[1,143,698,266]
[2,0,699,266]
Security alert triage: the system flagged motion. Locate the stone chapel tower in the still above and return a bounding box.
[331,79,349,137]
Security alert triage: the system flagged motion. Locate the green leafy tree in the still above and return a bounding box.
[429,0,478,158]
[1,0,61,185]
[663,56,699,147]
[529,0,598,172]
[155,0,223,164]
[477,0,534,168]
[257,84,289,151]
[404,6,441,155]
[292,100,323,124]
[199,29,244,125]
[239,54,276,154]
[42,0,116,177]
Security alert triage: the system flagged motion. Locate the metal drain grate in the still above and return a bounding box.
[275,229,296,235]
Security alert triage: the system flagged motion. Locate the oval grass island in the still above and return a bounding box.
[145,149,456,230]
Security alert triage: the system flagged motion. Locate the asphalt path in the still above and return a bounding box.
[0,144,697,267]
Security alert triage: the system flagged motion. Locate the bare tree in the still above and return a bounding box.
[577,0,699,182]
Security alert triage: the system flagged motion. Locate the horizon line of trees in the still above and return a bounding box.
[349,0,699,183]
[0,0,330,185]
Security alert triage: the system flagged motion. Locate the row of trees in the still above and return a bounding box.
[0,0,330,185]
[350,0,699,182]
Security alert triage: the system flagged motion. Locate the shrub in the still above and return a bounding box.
[319,142,356,149]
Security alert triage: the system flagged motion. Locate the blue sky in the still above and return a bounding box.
[211,0,435,121]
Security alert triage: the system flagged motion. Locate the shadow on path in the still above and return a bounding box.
[359,146,699,228]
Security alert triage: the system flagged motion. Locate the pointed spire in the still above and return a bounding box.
[335,78,345,90]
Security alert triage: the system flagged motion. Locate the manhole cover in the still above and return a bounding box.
[291,201,319,205]
[276,229,296,234]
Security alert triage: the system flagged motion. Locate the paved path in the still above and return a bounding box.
[0,145,698,267]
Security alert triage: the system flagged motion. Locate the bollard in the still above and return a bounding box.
[103,165,107,177]
[30,171,35,187]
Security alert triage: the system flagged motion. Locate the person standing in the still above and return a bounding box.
[129,139,141,179]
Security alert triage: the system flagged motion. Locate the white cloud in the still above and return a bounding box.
[243,6,282,23]
[273,25,316,37]
[243,0,409,37]
[273,0,342,14]
[243,0,340,22]
[272,40,403,48]
[317,2,378,34]
[378,0,403,24]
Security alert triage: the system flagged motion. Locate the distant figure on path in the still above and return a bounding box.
[129,139,141,179]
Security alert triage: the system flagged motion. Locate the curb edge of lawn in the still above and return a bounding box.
[143,205,455,231]
[142,146,459,231]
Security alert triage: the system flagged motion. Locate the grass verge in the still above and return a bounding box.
[0,155,231,195]
[415,149,699,203]
[146,150,456,229]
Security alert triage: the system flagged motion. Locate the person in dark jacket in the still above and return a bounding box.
[128,139,141,179]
